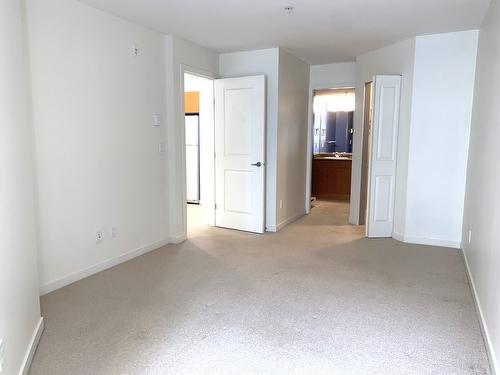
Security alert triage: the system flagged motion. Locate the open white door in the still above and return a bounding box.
[215,75,266,233]
[366,75,401,238]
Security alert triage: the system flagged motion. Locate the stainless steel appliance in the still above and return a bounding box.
[185,114,200,203]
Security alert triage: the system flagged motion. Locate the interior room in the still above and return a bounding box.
[183,72,214,233]
[2,0,500,374]
[311,88,355,223]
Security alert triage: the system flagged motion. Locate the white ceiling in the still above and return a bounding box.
[78,0,490,64]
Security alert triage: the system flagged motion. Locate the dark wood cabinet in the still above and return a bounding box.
[312,158,352,200]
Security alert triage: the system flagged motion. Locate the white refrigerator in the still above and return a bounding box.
[185,115,200,203]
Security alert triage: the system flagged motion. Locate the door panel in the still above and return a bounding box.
[367,75,401,238]
[224,88,253,155]
[376,87,398,161]
[215,76,265,233]
[224,170,253,213]
[373,175,393,222]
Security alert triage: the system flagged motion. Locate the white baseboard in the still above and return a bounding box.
[267,211,305,233]
[19,317,44,375]
[392,232,461,249]
[39,239,171,295]
[462,248,498,375]
[168,233,187,244]
[392,231,405,242]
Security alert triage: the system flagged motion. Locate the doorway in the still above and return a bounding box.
[183,72,215,234]
[310,88,355,222]
[182,73,267,236]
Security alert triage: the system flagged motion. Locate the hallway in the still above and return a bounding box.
[30,201,490,375]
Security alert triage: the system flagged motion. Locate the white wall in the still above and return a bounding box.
[353,33,478,247]
[164,35,219,240]
[462,0,500,371]
[352,39,416,232]
[309,62,356,89]
[275,49,310,229]
[0,0,42,373]
[219,48,280,230]
[404,31,478,248]
[26,0,169,294]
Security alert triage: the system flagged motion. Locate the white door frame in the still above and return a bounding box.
[305,81,356,214]
[179,64,217,238]
[358,81,374,226]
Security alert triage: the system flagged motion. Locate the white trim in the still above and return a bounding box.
[462,248,498,375]
[400,234,461,249]
[169,233,187,244]
[266,225,278,232]
[391,232,461,249]
[19,317,44,375]
[266,211,305,232]
[391,231,405,242]
[310,82,357,91]
[39,239,170,295]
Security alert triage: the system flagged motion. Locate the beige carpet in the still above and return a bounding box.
[29,201,491,374]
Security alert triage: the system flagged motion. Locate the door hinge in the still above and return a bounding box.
[215,203,217,210]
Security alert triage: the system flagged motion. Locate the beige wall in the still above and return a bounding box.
[164,35,219,240]
[26,0,169,293]
[462,0,500,371]
[276,49,310,229]
[0,0,42,373]
[351,38,416,232]
[219,48,310,231]
[309,62,356,89]
[404,31,478,248]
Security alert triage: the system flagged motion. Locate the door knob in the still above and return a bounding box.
[251,162,262,167]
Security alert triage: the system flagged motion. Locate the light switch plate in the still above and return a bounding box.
[153,114,161,127]
[158,142,165,154]
[0,338,4,373]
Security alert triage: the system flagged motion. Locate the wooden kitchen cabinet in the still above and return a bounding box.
[184,91,200,113]
[312,158,352,200]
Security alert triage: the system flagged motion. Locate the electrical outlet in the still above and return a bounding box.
[111,226,117,238]
[95,230,103,243]
[0,338,4,373]
[132,44,139,57]
[468,230,472,244]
